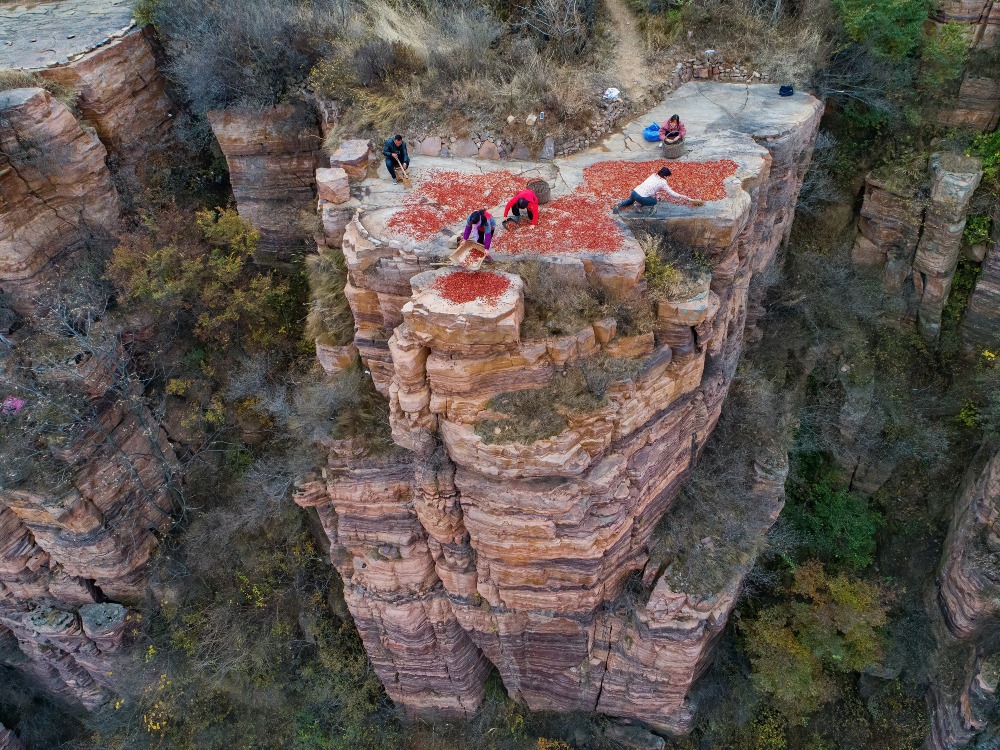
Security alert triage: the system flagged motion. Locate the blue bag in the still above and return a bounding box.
[642,123,661,142]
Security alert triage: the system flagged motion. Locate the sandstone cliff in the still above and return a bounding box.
[0,88,118,313]
[38,28,175,162]
[296,82,822,732]
[851,153,983,343]
[962,205,1000,352]
[208,106,326,262]
[938,0,1000,131]
[928,451,1000,749]
[0,333,179,707]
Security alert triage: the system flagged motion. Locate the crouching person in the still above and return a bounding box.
[613,167,700,214]
[383,134,410,184]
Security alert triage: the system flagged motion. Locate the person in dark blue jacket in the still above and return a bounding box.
[383,134,410,184]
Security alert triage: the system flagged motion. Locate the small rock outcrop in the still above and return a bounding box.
[0,88,119,313]
[852,153,983,343]
[296,82,822,732]
[208,105,325,261]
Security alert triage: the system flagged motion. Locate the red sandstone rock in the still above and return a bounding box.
[316,167,351,204]
[39,27,174,159]
[300,83,823,730]
[329,139,372,181]
[0,88,118,312]
[208,105,323,260]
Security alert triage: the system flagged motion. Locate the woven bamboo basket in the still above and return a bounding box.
[526,178,552,205]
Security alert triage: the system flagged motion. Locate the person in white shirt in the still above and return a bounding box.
[612,167,701,214]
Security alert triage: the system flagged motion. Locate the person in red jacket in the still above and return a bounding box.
[503,189,539,228]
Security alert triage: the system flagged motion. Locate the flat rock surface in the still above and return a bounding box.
[0,0,133,70]
[355,83,821,271]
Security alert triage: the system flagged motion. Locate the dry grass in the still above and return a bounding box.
[669,0,832,86]
[0,69,77,109]
[475,355,645,444]
[305,248,355,347]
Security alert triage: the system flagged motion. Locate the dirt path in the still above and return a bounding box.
[603,0,653,102]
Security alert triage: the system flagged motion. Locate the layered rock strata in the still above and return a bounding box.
[208,106,324,261]
[297,83,822,731]
[38,27,175,161]
[962,206,1000,351]
[0,340,179,707]
[928,451,1000,749]
[937,0,1000,131]
[0,88,118,313]
[851,153,983,342]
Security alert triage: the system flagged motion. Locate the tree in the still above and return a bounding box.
[743,561,887,723]
[832,0,930,60]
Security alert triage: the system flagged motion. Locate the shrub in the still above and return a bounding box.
[742,561,887,723]
[305,249,355,347]
[496,259,603,338]
[918,22,968,93]
[475,356,644,444]
[970,129,1000,185]
[785,454,883,571]
[964,215,993,246]
[288,366,395,454]
[108,206,296,352]
[147,0,345,112]
[832,0,929,60]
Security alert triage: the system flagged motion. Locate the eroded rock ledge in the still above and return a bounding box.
[296,82,822,733]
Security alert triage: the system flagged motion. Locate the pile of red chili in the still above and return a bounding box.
[583,159,738,205]
[389,170,525,240]
[492,193,623,255]
[463,248,486,266]
[433,270,511,305]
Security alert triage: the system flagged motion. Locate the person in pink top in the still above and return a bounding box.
[659,114,686,147]
[503,189,539,228]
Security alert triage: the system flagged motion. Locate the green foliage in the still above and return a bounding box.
[132,0,163,26]
[964,215,993,247]
[743,561,887,724]
[918,22,968,92]
[832,0,930,59]
[785,454,883,571]
[108,206,296,353]
[970,130,1000,185]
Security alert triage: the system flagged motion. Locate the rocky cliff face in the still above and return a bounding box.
[938,0,1000,131]
[928,451,1000,749]
[851,154,983,343]
[208,106,325,262]
[296,82,822,732]
[38,28,175,162]
[962,206,1000,352]
[0,87,119,313]
[0,336,179,708]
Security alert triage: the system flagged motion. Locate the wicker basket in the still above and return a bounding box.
[526,178,552,205]
[662,141,685,159]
